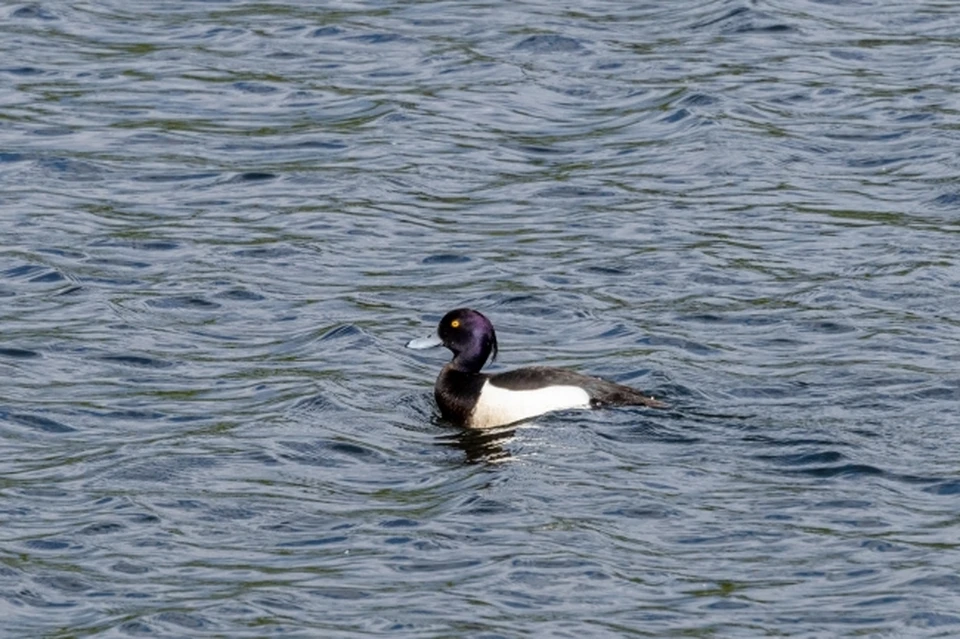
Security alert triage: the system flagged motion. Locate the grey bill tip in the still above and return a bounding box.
[406,335,443,350]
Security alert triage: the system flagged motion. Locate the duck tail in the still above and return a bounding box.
[592,381,668,409]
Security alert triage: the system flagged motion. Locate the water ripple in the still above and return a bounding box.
[1,0,959,636]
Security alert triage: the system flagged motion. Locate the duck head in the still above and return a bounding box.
[407,308,498,373]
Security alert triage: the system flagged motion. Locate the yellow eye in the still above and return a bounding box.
[450,319,460,328]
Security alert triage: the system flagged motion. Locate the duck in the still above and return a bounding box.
[408,308,666,428]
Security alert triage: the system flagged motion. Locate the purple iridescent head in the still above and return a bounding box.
[407,308,498,372]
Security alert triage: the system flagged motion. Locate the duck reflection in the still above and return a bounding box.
[436,424,517,464]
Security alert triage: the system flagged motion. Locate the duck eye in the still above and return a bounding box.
[450,319,460,328]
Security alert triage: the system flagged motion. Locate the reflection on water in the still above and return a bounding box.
[438,424,518,464]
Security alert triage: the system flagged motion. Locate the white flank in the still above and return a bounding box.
[469,381,591,429]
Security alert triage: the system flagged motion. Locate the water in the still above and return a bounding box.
[2,1,960,636]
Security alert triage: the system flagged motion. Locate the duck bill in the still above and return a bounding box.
[406,334,443,350]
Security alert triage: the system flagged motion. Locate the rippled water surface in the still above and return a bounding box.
[3,1,960,636]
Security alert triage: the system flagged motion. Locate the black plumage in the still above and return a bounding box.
[486,366,666,409]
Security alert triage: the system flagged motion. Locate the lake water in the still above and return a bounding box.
[2,1,960,636]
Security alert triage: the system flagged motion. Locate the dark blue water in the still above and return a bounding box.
[2,1,960,636]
